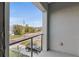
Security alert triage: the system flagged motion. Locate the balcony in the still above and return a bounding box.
[9,32,43,57]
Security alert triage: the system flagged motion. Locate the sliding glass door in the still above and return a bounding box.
[9,2,43,57]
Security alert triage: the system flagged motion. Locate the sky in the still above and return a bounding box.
[10,2,42,27]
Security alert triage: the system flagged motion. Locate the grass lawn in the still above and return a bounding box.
[9,50,20,57]
[9,35,22,39]
[9,50,27,57]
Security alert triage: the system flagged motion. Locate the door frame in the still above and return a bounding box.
[5,2,9,57]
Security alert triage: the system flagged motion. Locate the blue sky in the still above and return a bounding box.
[10,2,42,27]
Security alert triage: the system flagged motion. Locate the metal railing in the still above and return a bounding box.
[9,33,43,57]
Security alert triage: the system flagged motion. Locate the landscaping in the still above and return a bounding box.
[9,35,22,39]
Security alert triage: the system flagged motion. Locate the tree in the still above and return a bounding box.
[13,25,25,35]
[25,24,29,33]
[13,24,42,35]
[27,27,35,33]
[25,25,35,33]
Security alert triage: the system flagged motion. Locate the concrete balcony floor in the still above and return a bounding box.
[34,50,77,57]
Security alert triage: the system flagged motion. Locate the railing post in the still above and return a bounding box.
[31,38,33,57]
[41,34,43,51]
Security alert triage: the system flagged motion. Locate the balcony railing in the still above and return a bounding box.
[9,33,43,57]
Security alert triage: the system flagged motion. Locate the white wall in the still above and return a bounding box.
[48,3,79,56]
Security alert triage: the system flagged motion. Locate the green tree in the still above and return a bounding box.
[13,25,25,35]
[25,24,29,33]
[27,27,35,33]
[13,24,42,35]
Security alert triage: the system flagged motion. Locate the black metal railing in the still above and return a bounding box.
[9,33,43,57]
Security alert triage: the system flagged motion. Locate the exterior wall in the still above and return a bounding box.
[48,3,79,56]
[42,11,48,51]
[33,2,48,51]
[40,2,48,51]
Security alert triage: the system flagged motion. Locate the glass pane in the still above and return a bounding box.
[9,2,43,57]
[33,35,42,56]
[9,39,31,57]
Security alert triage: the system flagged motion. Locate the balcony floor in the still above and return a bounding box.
[34,50,77,57]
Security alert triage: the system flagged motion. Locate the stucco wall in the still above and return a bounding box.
[48,3,79,56]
